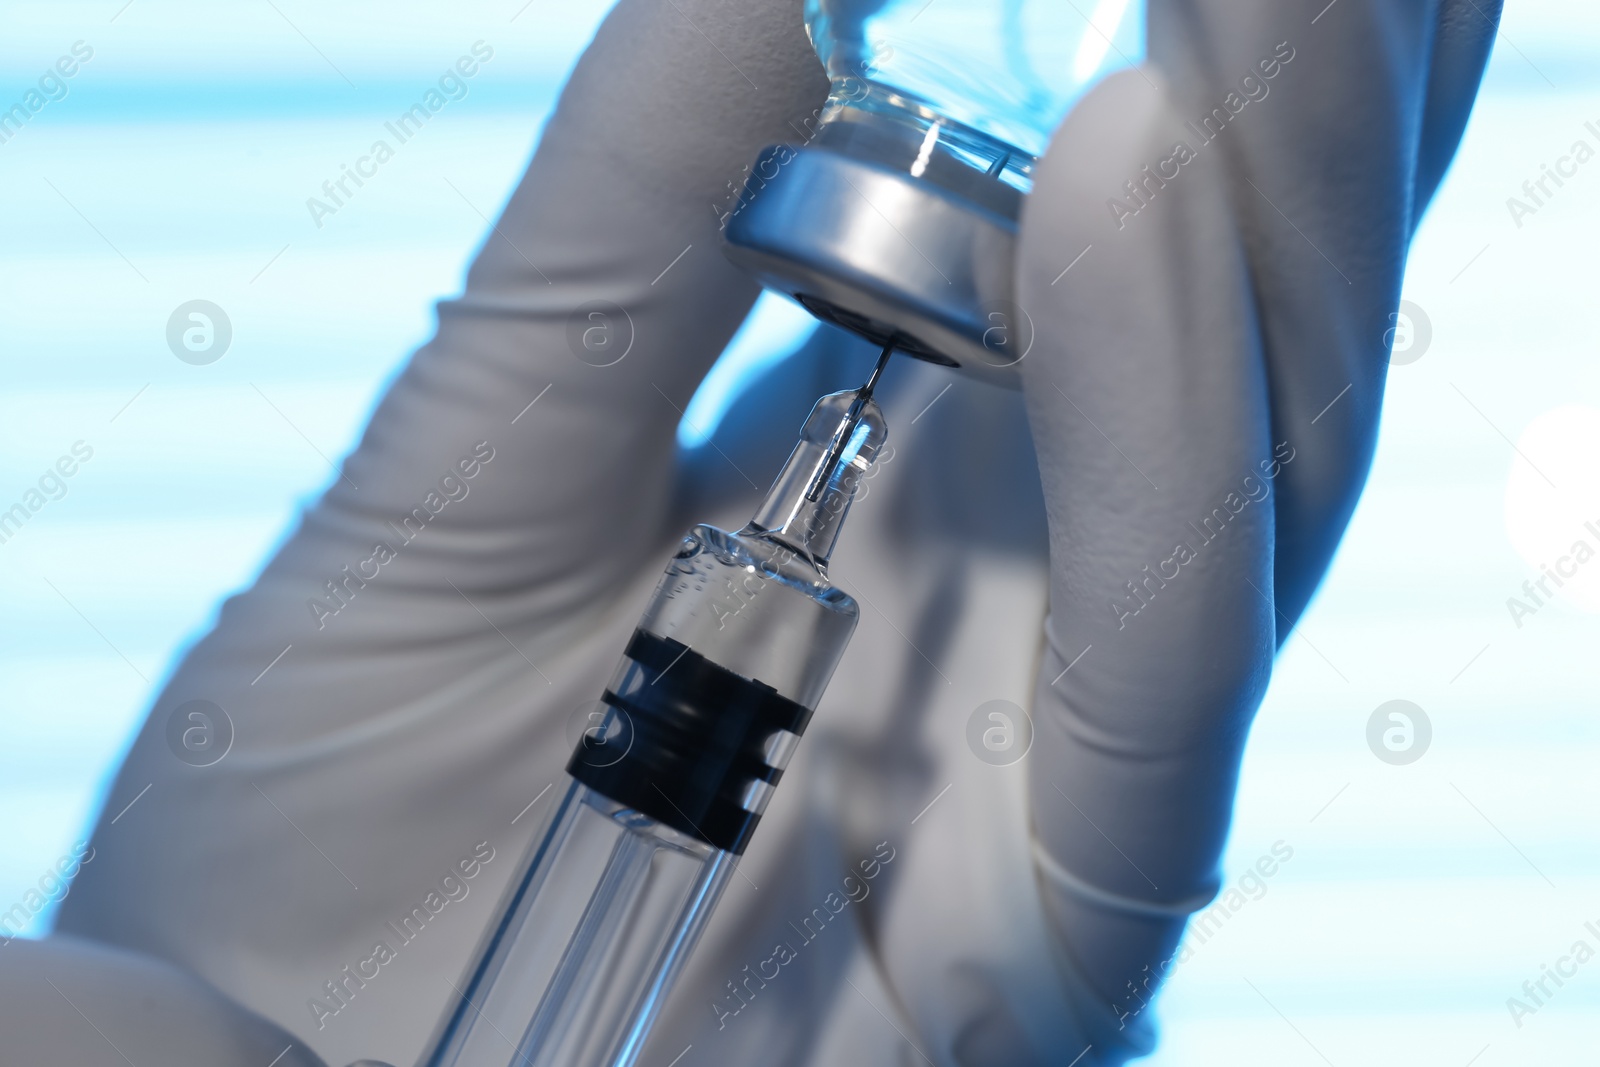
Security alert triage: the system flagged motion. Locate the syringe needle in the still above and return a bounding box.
[858,339,895,402]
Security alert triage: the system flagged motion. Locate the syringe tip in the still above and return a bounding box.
[803,340,895,503]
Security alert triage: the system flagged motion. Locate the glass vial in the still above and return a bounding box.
[807,0,1143,184]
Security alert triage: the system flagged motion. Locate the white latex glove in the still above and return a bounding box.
[37,0,1499,1065]
[1015,0,1498,1052]
[0,935,325,1067]
[58,1,845,1063]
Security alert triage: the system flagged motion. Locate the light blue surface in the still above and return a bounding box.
[2,2,1598,1064]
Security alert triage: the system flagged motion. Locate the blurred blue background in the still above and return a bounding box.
[2,1,1598,1063]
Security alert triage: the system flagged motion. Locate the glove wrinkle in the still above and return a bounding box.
[1032,839,1221,920]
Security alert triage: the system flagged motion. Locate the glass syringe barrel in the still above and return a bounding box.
[423,386,889,1067]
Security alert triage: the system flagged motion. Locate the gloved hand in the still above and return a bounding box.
[40,2,1500,1067]
[58,2,848,1065]
[0,935,325,1067]
[1014,0,1499,1053]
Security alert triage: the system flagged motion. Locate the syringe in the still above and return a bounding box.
[421,347,894,1067]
